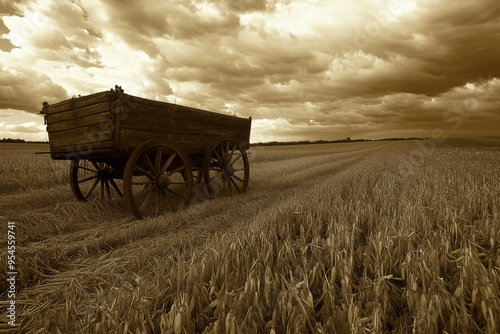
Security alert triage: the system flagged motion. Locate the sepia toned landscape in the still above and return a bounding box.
[2,0,500,332]
[1,137,499,333]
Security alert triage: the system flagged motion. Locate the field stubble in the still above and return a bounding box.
[0,139,499,333]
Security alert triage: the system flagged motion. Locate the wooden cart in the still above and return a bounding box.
[40,86,252,219]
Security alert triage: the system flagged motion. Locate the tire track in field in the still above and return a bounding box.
[9,143,388,271]
[9,142,397,330]
[15,142,390,259]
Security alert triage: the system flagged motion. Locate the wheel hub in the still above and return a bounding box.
[100,166,113,179]
[225,164,235,176]
[156,174,170,189]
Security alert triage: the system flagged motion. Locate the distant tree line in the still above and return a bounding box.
[1,138,49,144]
[1,136,425,146]
[251,137,428,147]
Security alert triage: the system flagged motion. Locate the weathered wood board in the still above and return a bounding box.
[118,94,251,154]
[41,86,252,160]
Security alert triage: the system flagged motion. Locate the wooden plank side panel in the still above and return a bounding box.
[122,108,251,136]
[43,91,113,115]
[47,111,112,133]
[119,128,220,153]
[122,94,248,135]
[48,123,113,149]
[42,89,251,159]
[50,141,114,153]
[44,95,119,160]
[118,94,252,149]
[118,122,251,152]
[50,144,115,160]
[45,101,112,124]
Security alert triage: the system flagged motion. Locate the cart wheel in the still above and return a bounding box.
[70,160,123,202]
[203,137,249,199]
[123,140,193,219]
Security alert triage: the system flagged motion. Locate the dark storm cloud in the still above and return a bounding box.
[30,29,72,50]
[0,0,22,16]
[0,66,68,112]
[0,18,15,51]
[110,0,500,140]
[224,0,272,13]
[2,0,499,141]
[336,0,500,97]
[0,0,22,51]
[102,0,241,55]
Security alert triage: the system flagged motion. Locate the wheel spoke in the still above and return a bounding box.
[203,139,248,200]
[91,161,103,172]
[233,174,245,183]
[84,177,100,200]
[167,165,184,176]
[211,158,224,169]
[214,149,224,166]
[210,171,225,181]
[228,145,236,163]
[134,166,155,180]
[105,179,111,198]
[142,153,156,175]
[229,177,242,193]
[229,153,242,166]
[155,148,163,172]
[161,189,175,211]
[78,174,99,183]
[139,187,156,211]
[109,178,123,197]
[221,145,228,165]
[166,187,185,199]
[161,153,177,174]
[135,184,155,198]
[125,140,193,218]
[78,165,100,174]
[225,141,230,159]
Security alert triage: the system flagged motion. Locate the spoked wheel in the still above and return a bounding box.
[203,137,250,199]
[70,160,123,202]
[123,140,193,219]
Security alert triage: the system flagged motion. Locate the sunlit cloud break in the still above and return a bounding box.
[1,0,499,142]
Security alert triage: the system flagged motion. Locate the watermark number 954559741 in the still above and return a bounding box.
[6,221,17,327]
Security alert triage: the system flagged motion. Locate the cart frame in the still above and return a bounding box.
[41,86,252,218]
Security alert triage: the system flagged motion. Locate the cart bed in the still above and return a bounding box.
[41,86,252,160]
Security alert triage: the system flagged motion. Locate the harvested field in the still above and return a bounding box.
[1,138,500,333]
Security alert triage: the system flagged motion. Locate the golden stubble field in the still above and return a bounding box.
[1,138,500,333]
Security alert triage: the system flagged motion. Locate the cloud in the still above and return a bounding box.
[0,65,68,112]
[2,0,105,70]
[1,0,499,142]
[99,0,241,54]
[0,120,44,133]
[0,0,22,16]
[335,0,500,96]
[0,18,15,51]
[224,0,271,13]
[0,116,48,141]
[0,0,22,51]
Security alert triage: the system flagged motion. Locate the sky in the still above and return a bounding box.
[1,0,499,143]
